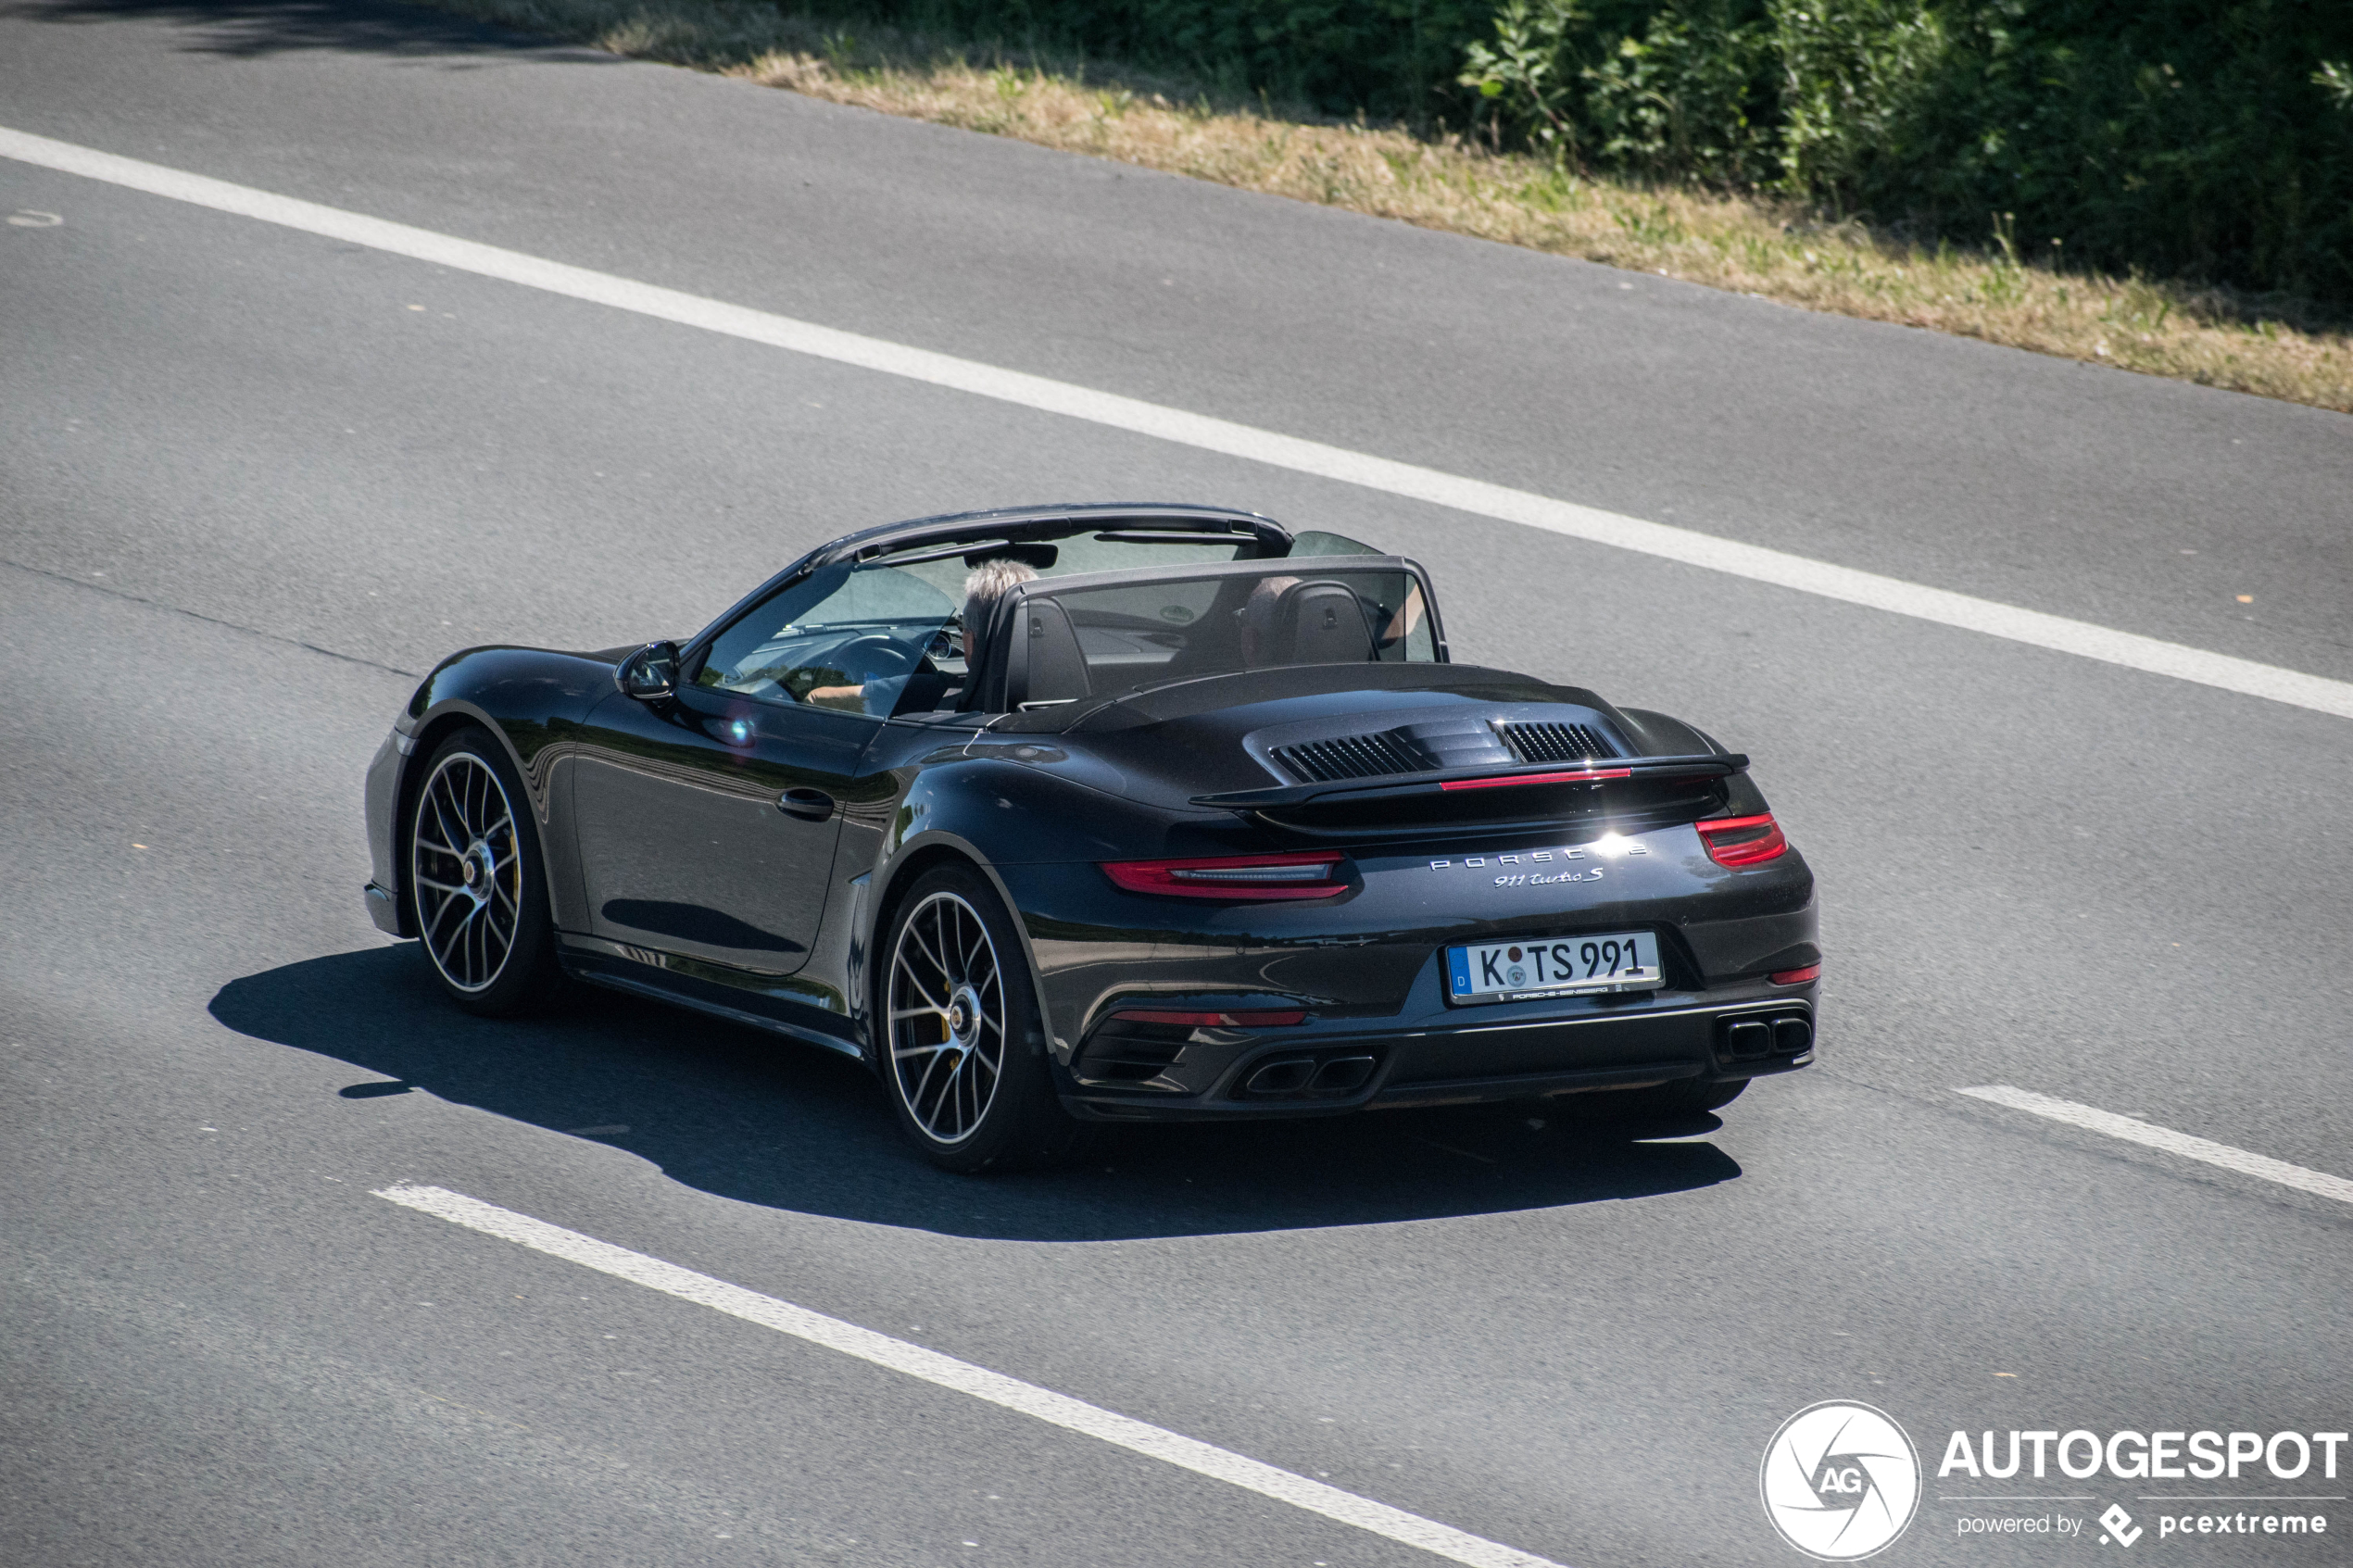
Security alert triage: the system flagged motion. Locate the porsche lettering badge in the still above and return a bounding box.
[1428,843,1650,877]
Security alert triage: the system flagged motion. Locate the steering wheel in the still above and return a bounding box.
[831,633,921,680]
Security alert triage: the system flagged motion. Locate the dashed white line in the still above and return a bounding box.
[1956,1086,2353,1206]
[5,124,2351,721]
[373,1183,1568,1568]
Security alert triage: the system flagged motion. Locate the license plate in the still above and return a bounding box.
[1446,932,1662,1005]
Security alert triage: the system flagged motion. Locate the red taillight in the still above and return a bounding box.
[1112,1009,1307,1027]
[1696,813,1789,867]
[1099,852,1346,900]
[1439,768,1631,791]
[1769,963,1820,986]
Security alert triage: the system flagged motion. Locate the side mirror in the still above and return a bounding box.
[616,641,681,701]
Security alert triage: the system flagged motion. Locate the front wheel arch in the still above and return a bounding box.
[404,723,563,1014]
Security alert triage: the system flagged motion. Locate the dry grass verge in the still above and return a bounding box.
[421,0,2353,414]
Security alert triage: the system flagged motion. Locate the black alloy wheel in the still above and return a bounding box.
[880,864,1085,1173]
[409,728,562,1015]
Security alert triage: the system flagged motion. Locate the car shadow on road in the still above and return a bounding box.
[211,946,1743,1242]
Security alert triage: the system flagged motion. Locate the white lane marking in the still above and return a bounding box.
[7,125,2350,722]
[373,1183,1567,1568]
[1956,1086,2353,1206]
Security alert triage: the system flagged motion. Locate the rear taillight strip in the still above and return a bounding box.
[1101,852,1348,900]
[1696,813,1790,867]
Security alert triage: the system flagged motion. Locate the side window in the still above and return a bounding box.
[1287,530,1383,558]
[694,564,959,717]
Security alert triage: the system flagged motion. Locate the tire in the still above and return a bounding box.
[878,864,1085,1173]
[407,727,563,1016]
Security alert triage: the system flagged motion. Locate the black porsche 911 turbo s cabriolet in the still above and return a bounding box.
[363,503,1818,1170]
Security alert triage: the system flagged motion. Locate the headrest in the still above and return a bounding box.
[1279,580,1375,664]
[1000,596,1091,709]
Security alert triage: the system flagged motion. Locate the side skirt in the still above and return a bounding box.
[558,936,867,1063]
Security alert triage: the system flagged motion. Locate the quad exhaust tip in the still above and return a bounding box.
[1720,1013,1811,1062]
[1244,1054,1377,1098]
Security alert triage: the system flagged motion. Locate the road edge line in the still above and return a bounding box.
[372,1182,1568,1568]
[1955,1086,2353,1206]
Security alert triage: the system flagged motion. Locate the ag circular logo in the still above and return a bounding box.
[1759,1400,1921,1560]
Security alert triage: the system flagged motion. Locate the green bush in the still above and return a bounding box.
[841,0,2353,300]
[852,0,1490,119]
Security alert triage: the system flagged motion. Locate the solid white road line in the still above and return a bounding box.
[373,1183,1568,1568]
[1956,1086,2353,1206]
[7,124,2350,722]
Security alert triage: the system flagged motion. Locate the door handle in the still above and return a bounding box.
[776,787,835,822]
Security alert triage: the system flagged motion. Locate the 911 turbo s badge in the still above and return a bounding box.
[1494,867,1602,885]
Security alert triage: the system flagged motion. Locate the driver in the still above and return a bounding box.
[803,557,1038,715]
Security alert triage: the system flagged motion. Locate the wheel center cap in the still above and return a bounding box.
[946,985,983,1047]
[460,841,496,902]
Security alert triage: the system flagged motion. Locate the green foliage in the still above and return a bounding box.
[1459,0,1585,156]
[824,0,2353,298]
[2320,59,2353,112]
[839,0,1493,121]
[1444,0,2353,295]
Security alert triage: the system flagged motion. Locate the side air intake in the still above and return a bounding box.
[1273,731,1427,782]
[1499,721,1617,763]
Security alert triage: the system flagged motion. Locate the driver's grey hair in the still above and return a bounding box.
[963,558,1039,639]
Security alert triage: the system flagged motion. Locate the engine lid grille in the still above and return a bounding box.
[1272,731,1427,782]
[1499,720,1616,763]
[1257,708,1624,784]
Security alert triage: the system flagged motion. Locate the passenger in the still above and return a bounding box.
[1236,572,1422,665]
[1237,575,1301,665]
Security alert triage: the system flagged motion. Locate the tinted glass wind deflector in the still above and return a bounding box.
[988,558,1440,712]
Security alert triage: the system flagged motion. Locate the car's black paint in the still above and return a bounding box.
[364,505,1817,1123]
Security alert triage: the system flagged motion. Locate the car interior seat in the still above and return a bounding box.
[1278,580,1376,664]
[1000,595,1092,709]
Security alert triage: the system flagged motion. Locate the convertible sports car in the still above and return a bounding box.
[363,504,1818,1170]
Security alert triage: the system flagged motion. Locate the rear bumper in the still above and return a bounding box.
[1058,980,1818,1121]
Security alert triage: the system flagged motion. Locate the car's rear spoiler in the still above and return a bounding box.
[1190,753,1748,812]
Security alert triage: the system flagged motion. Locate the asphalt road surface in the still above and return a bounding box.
[3,5,2348,1566]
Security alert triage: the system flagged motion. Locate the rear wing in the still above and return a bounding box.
[1191,753,1746,813]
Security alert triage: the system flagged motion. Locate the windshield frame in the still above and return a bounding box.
[676,506,1298,685]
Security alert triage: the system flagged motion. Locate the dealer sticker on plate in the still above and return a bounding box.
[1446,932,1662,1005]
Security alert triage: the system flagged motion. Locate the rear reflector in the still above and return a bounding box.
[1099,851,1346,900]
[1696,813,1789,867]
[1769,963,1821,985]
[1439,768,1632,791]
[1113,1009,1307,1028]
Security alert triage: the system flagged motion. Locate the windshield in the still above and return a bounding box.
[694,563,962,715]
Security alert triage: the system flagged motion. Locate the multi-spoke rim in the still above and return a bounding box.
[887,891,1006,1145]
[410,751,522,994]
